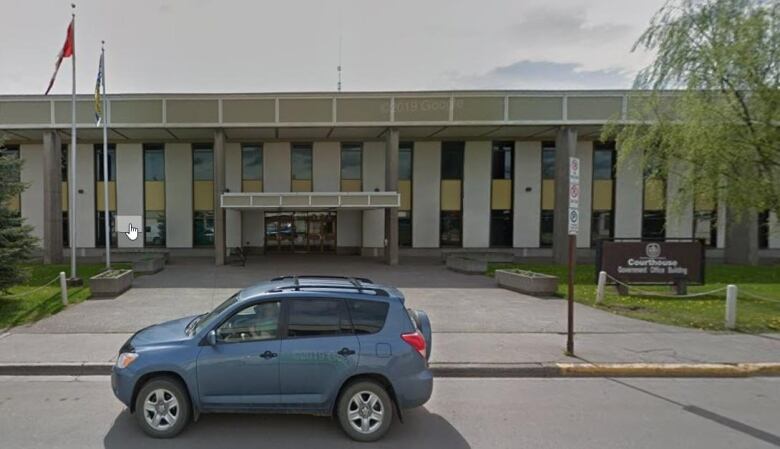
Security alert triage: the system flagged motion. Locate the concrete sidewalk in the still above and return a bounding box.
[0,256,778,376]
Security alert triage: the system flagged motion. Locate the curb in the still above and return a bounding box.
[2,362,780,378]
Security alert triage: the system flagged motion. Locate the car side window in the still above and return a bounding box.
[286,298,352,338]
[217,301,280,343]
[348,300,389,334]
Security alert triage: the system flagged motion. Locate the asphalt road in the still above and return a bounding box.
[0,376,778,449]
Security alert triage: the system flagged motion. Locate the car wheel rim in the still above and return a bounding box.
[143,388,179,431]
[347,391,384,434]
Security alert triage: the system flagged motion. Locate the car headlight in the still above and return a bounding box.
[116,352,139,369]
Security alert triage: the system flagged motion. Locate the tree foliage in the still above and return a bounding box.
[0,140,38,292]
[603,0,780,218]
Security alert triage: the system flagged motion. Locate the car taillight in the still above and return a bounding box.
[401,331,427,359]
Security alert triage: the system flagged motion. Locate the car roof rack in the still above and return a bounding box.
[271,275,374,284]
[268,284,390,297]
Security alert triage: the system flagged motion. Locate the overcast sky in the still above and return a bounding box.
[0,0,666,94]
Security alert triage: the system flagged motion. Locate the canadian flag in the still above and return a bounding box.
[44,18,75,95]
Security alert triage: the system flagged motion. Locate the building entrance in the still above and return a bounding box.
[264,211,337,253]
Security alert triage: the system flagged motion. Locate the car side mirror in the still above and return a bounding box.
[207,330,217,346]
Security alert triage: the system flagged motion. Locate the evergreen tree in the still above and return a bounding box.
[0,143,38,292]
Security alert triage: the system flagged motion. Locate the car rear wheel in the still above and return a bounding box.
[337,380,393,442]
[134,377,191,438]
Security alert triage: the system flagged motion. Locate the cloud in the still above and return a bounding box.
[445,60,633,90]
[508,5,634,47]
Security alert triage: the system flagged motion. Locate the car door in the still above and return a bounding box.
[196,300,282,409]
[279,298,359,408]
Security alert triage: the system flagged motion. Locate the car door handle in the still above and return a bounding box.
[260,350,278,359]
[337,347,356,356]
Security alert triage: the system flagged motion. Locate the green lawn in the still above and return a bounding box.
[488,263,780,332]
[0,263,130,330]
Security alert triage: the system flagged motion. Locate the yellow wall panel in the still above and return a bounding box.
[592,180,613,211]
[541,179,555,210]
[441,180,462,211]
[61,181,68,211]
[491,179,512,210]
[96,181,117,211]
[644,179,665,211]
[341,179,362,192]
[242,180,263,192]
[5,195,20,212]
[399,180,412,211]
[145,181,166,211]
[291,180,312,192]
[194,181,214,211]
[695,191,715,211]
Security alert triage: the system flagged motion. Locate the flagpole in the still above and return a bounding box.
[101,41,110,269]
[69,3,79,281]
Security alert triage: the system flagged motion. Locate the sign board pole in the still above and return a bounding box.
[566,156,580,356]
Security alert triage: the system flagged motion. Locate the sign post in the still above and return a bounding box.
[566,157,580,355]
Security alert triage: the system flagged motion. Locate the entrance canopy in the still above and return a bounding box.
[220,191,400,210]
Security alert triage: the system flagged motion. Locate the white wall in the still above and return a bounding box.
[665,159,694,239]
[463,141,491,247]
[20,144,44,244]
[116,143,143,248]
[264,142,290,192]
[313,141,339,191]
[614,148,642,239]
[576,141,593,248]
[225,142,242,248]
[412,141,441,247]
[75,144,96,248]
[362,141,385,249]
[770,212,780,249]
[513,141,541,248]
[717,200,727,248]
[337,211,362,248]
[165,143,192,248]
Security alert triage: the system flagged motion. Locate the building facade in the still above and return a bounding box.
[1,90,778,264]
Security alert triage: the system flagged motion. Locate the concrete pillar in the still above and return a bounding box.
[463,141,491,247]
[725,210,759,265]
[513,141,541,248]
[575,141,593,248]
[614,148,643,239]
[214,130,226,265]
[412,141,441,247]
[552,127,577,264]
[362,141,385,256]
[42,131,63,263]
[665,159,694,239]
[116,144,143,248]
[225,142,242,250]
[385,128,399,265]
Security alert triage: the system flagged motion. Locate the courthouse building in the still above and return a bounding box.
[0,90,778,265]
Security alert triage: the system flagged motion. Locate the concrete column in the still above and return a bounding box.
[725,210,759,265]
[770,212,780,249]
[575,141,593,248]
[164,144,192,248]
[463,141,491,248]
[552,127,577,264]
[362,141,385,256]
[75,144,96,248]
[42,132,63,263]
[614,148,643,239]
[385,128,399,265]
[413,141,441,247]
[214,130,226,265]
[116,144,143,248]
[665,159,694,239]
[225,142,242,249]
[513,141,541,248]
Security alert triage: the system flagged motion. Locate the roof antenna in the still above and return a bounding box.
[337,2,343,92]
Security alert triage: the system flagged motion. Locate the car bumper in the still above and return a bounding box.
[394,368,433,409]
[111,367,135,408]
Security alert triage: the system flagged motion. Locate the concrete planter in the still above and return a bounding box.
[133,256,165,275]
[446,256,488,274]
[89,269,133,299]
[495,269,559,296]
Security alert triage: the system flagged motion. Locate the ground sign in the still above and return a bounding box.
[597,240,705,285]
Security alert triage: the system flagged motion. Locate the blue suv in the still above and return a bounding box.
[111,275,433,441]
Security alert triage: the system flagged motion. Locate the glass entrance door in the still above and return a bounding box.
[265,212,336,253]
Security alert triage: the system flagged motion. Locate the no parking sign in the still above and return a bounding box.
[568,157,580,235]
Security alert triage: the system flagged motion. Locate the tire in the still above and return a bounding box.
[337,380,394,442]
[134,376,191,438]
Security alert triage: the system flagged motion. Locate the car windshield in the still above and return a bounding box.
[190,293,239,335]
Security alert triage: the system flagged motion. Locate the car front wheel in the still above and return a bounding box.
[337,380,393,442]
[134,377,191,438]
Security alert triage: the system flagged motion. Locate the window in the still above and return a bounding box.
[286,299,352,337]
[491,142,513,247]
[61,145,69,247]
[341,143,362,192]
[144,144,166,247]
[399,143,413,247]
[94,144,117,247]
[347,300,389,334]
[642,161,666,240]
[540,142,556,247]
[440,141,464,247]
[241,144,263,192]
[217,301,280,343]
[193,145,214,247]
[759,210,770,249]
[1,145,21,215]
[291,144,312,192]
[591,142,616,245]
